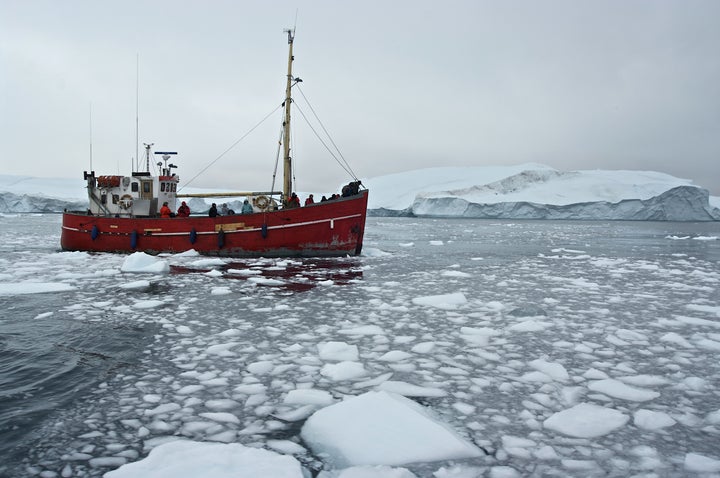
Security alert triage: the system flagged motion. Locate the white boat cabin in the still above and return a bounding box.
[83,151,179,217]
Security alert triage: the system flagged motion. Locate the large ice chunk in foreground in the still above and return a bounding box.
[104,440,304,477]
[300,390,483,467]
[120,252,169,274]
[543,403,628,438]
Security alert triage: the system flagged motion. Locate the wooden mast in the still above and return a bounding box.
[282,28,295,206]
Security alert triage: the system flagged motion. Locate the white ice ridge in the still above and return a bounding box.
[300,390,483,467]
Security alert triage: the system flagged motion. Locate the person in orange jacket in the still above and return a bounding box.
[159,201,172,218]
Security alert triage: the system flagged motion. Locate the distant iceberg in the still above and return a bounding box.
[365,164,720,221]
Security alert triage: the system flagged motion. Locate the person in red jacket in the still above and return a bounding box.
[304,194,314,206]
[159,201,172,218]
[177,201,190,217]
[287,192,301,208]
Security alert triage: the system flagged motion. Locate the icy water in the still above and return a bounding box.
[0,214,719,477]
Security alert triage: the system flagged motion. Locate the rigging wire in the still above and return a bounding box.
[296,84,359,180]
[293,101,357,181]
[270,128,284,195]
[179,103,283,192]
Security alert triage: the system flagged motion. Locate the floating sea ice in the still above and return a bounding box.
[617,375,670,387]
[210,286,232,295]
[226,268,262,276]
[119,280,151,290]
[206,342,239,357]
[321,361,368,381]
[104,440,304,478]
[377,381,447,397]
[120,252,169,273]
[132,299,165,309]
[266,440,307,456]
[411,292,467,310]
[488,466,521,478]
[684,453,720,473]
[144,403,182,417]
[362,248,392,257]
[189,258,226,268]
[248,276,285,286]
[378,351,412,362]
[301,391,483,468]
[205,399,241,411]
[507,319,553,332]
[198,412,240,425]
[588,379,660,402]
[318,342,360,362]
[528,359,569,382]
[441,270,472,278]
[633,409,676,430]
[172,249,200,257]
[543,403,629,438]
[659,332,693,347]
[175,325,192,335]
[339,325,385,336]
[284,389,335,406]
[317,465,417,477]
[0,281,76,295]
[429,240,444,246]
[410,342,435,354]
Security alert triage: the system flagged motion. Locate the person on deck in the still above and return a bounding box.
[177,201,190,217]
[220,203,229,215]
[241,199,254,214]
[208,203,218,217]
[159,201,172,218]
[287,193,301,208]
[304,194,314,206]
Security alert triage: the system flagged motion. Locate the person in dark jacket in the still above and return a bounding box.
[208,203,218,217]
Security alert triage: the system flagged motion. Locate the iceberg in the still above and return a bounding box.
[365,165,720,221]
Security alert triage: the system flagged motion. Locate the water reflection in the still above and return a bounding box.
[170,258,363,293]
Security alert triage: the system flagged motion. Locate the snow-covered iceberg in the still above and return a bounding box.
[365,164,720,221]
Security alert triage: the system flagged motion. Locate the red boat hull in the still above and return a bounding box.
[61,191,368,257]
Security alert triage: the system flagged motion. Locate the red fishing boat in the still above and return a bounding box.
[61,29,368,257]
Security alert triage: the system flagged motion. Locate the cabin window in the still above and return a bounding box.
[131,182,139,192]
[143,183,151,193]
[100,194,107,204]
[161,183,166,192]
[171,183,176,192]
[112,194,119,204]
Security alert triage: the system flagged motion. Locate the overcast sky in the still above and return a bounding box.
[2,0,719,195]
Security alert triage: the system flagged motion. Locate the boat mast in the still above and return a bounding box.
[282,28,295,206]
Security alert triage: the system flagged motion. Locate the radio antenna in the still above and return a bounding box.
[135,53,139,172]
